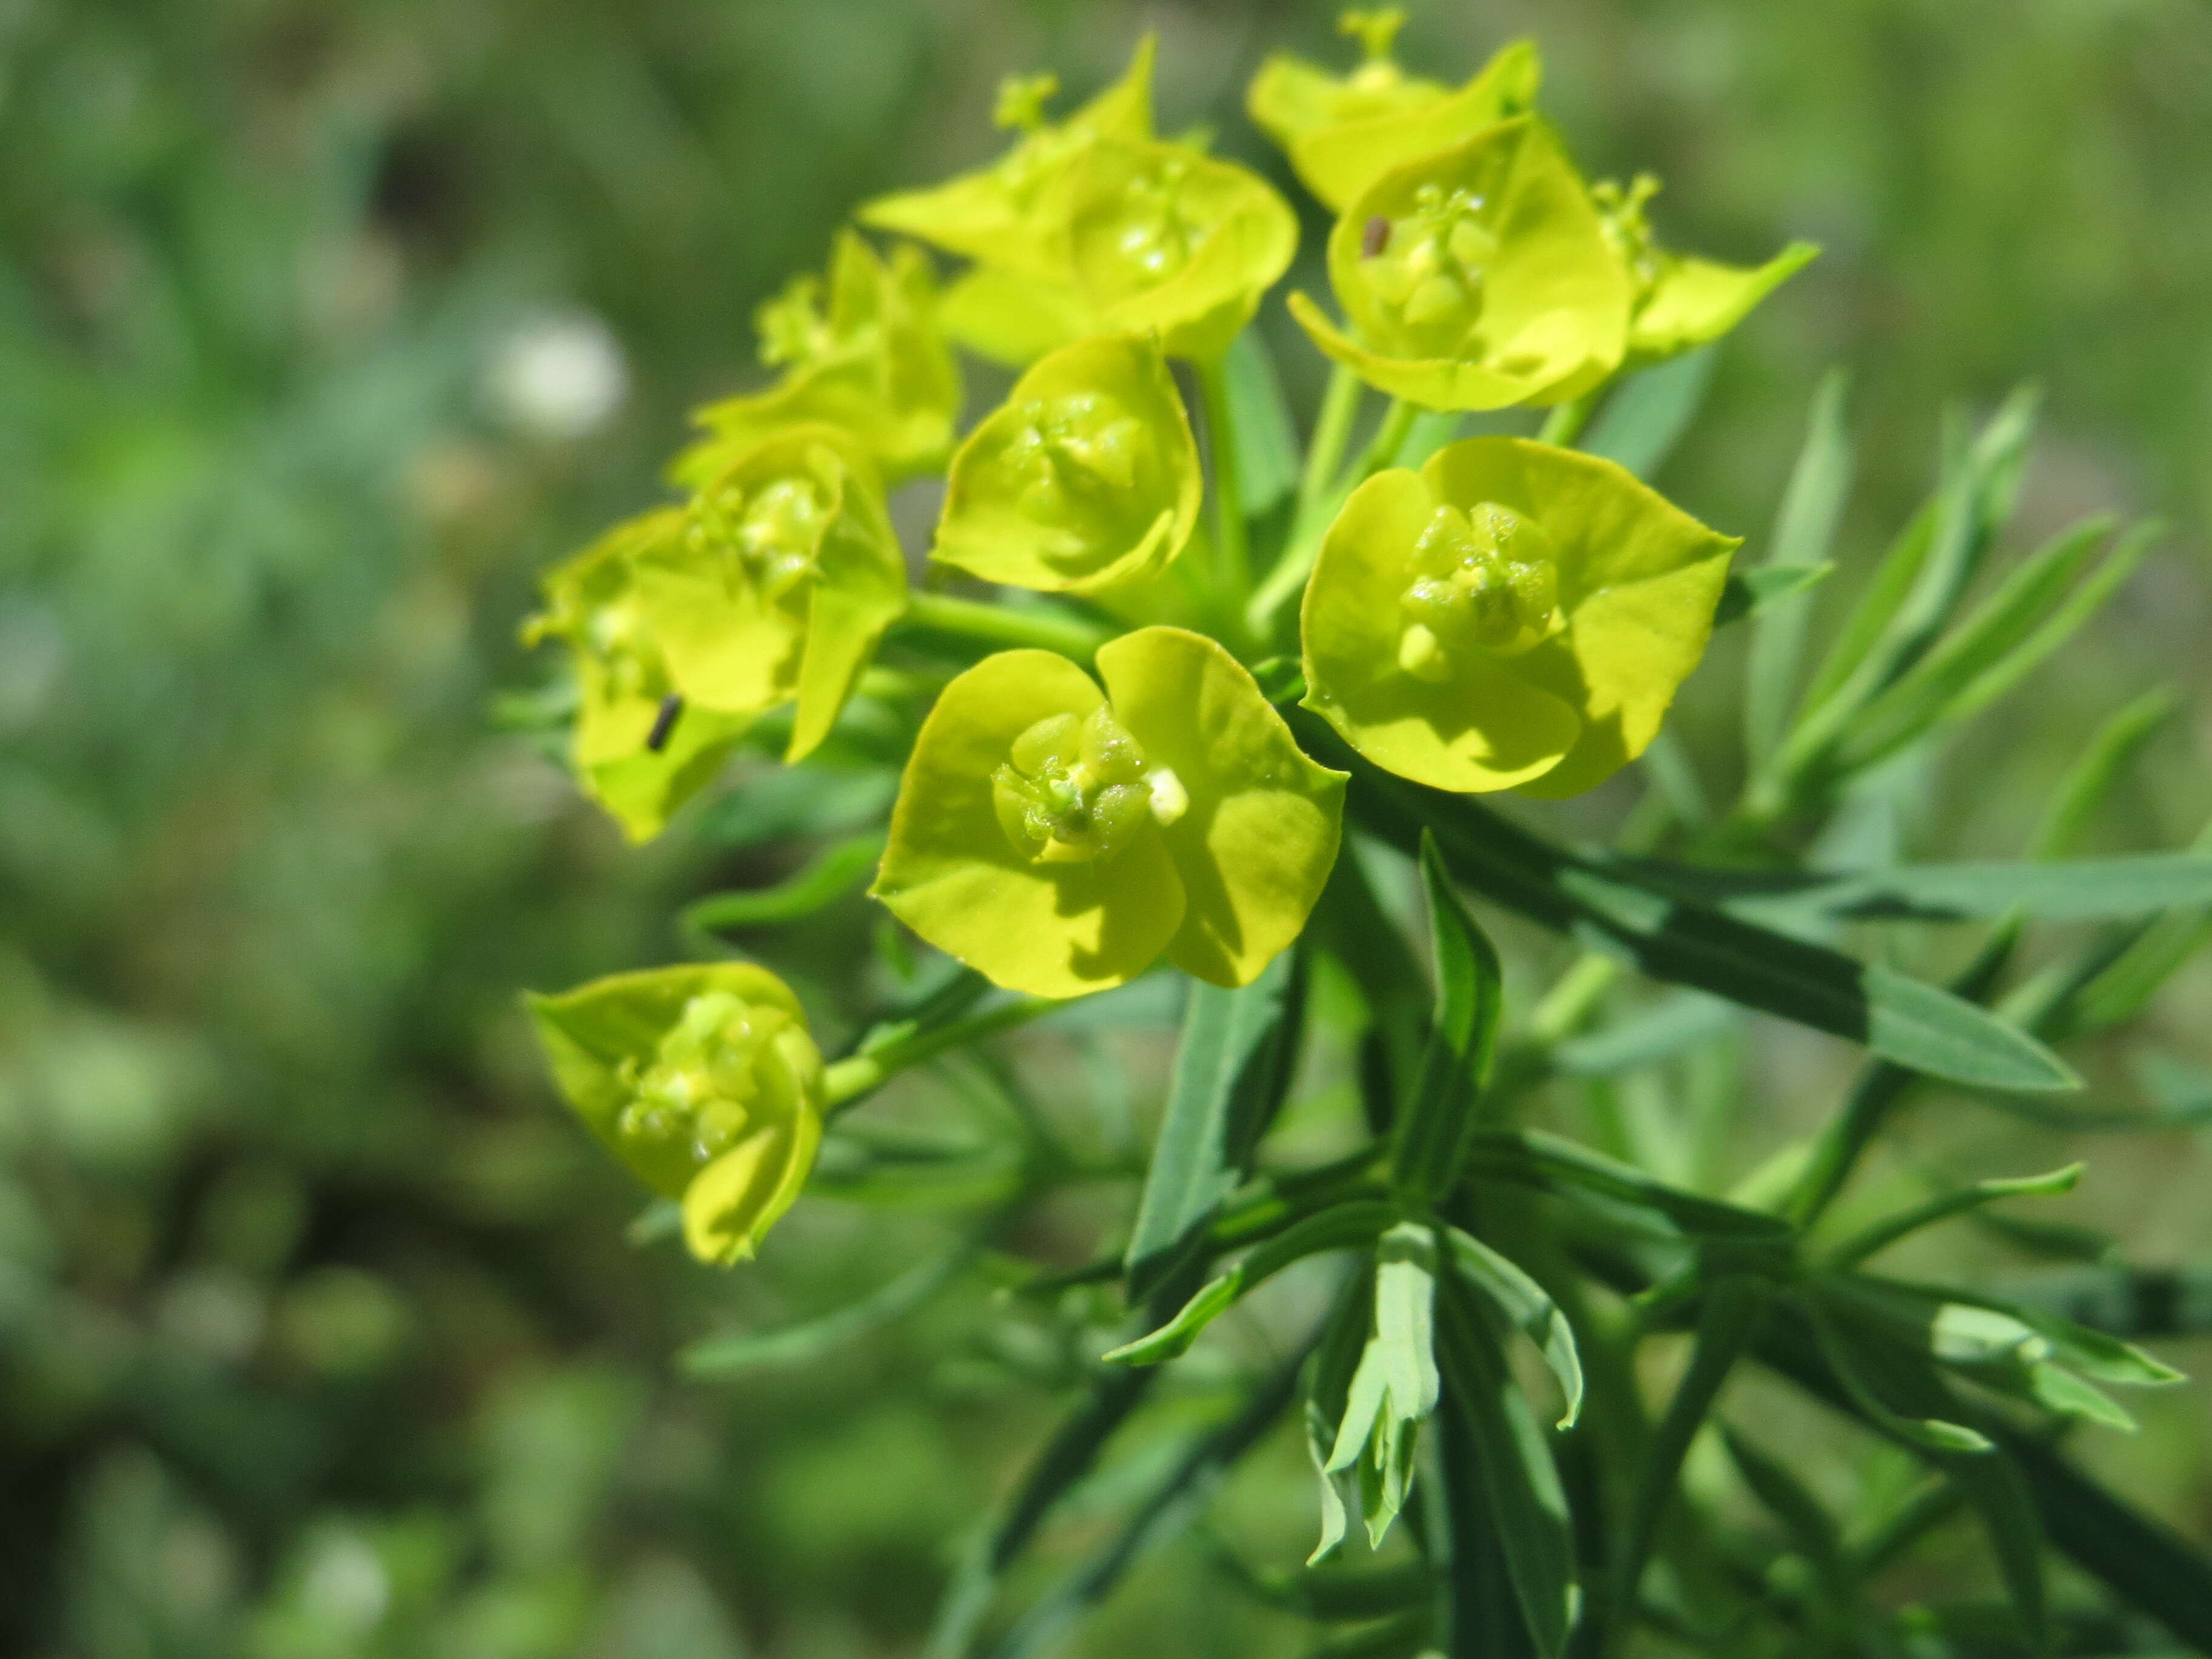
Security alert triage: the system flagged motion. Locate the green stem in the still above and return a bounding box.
[1294,361,1363,534]
[1197,355,1252,604]
[1538,389,1600,448]
[1242,393,1416,641]
[822,995,1057,1113]
[897,591,1114,661]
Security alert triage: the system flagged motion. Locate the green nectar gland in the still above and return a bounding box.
[1092,150,1208,290]
[753,271,837,369]
[612,991,813,1175]
[1361,181,1502,353]
[685,470,829,608]
[992,705,1188,865]
[1002,390,1147,535]
[1396,501,1562,682]
[1591,173,1664,295]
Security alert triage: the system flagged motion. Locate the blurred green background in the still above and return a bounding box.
[5,1,2211,1654]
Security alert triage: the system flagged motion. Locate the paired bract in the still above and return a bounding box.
[933,333,1200,595]
[1301,437,1738,796]
[874,628,1347,998]
[526,965,824,1266]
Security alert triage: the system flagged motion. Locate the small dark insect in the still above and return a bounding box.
[646,693,685,753]
[1361,215,1390,258]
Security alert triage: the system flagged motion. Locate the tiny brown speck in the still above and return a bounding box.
[1361,215,1390,257]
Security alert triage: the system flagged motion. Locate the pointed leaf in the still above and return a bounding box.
[1392,833,1504,1209]
[1580,346,1716,480]
[1444,1227,1583,1426]
[1746,369,1854,764]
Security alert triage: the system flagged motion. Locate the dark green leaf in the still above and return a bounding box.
[1807,1301,1992,1455]
[1612,1276,1768,1614]
[1823,1164,2082,1270]
[1549,994,1738,1079]
[1312,732,2079,1093]
[1581,347,1715,480]
[1392,833,1504,1209]
[1463,1128,1792,1242]
[1125,949,1305,1296]
[1714,561,1833,629]
[1436,1277,1580,1659]
[1444,1227,1583,1427]
[1107,1201,1397,1366]
[681,831,884,935]
[679,1227,980,1376]
[1747,369,1855,764]
[1718,1426,1849,1592]
[2030,686,2178,860]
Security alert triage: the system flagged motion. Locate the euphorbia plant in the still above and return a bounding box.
[516,15,2212,1657]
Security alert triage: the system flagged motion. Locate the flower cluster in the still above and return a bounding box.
[523,12,1811,1262]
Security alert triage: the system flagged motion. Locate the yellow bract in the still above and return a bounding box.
[526,964,824,1267]
[933,334,1201,594]
[1302,437,1738,795]
[1593,173,1820,364]
[675,232,960,488]
[873,629,1346,998]
[1290,118,1632,410]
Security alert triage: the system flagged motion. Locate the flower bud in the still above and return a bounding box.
[527,965,825,1266]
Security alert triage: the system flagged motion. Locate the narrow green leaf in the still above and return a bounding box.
[1718,1426,1850,1590]
[1624,849,2212,926]
[1999,1261,2212,1342]
[1312,732,2079,1094]
[1463,1128,1792,1242]
[1312,848,1430,1125]
[1107,1201,1396,1367]
[1747,369,1854,764]
[1945,1449,2050,1652]
[682,831,885,934]
[1808,1301,1993,1455]
[1823,1164,2083,1270]
[1125,950,1305,1296]
[2024,1361,2138,1432]
[2006,1432,2212,1651]
[679,1229,978,1376]
[1444,1228,1583,1427]
[1392,833,1504,1208]
[1307,1275,1376,1565]
[1224,327,1301,519]
[1613,1276,1768,1614]
[1436,1278,1580,1659]
[2029,686,2178,860]
[1714,560,1833,630]
[1581,347,1716,481]
[1392,407,1466,471]
[1549,993,1738,1079]
[1833,517,2151,774]
[1867,1275,2184,1387]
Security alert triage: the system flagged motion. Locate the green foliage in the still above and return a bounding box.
[13,2,2212,1658]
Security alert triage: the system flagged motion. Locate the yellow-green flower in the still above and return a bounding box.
[932,334,1200,594]
[526,964,823,1266]
[1301,437,1738,796]
[523,514,752,843]
[938,137,1298,366]
[1289,116,1632,410]
[674,231,960,488]
[859,37,1158,282]
[633,424,905,765]
[1594,173,1819,364]
[874,628,1346,997]
[1248,9,1541,213]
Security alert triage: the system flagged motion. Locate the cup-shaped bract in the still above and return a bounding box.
[1289,117,1632,411]
[1302,437,1738,796]
[675,232,961,488]
[1248,10,1542,214]
[524,513,752,842]
[1593,173,1819,365]
[873,628,1346,998]
[938,139,1298,366]
[933,335,1201,594]
[526,964,825,1265]
[632,425,905,765]
[859,37,1157,282]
